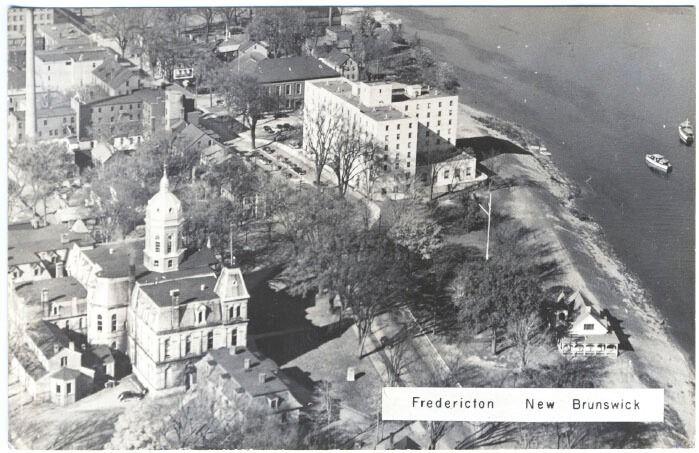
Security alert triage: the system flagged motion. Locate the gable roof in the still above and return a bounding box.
[203,348,303,410]
[13,343,48,380]
[321,48,351,67]
[253,56,339,84]
[92,58,137,90]
[25,320,72,360]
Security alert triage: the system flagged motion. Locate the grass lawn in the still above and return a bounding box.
[283,325,383,416]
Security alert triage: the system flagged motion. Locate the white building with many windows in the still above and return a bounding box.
[304,77,468,197]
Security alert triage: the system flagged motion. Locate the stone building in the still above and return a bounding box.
[65,168,251,390]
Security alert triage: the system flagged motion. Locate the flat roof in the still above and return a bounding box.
[311,79,405,122]
[139,274,219,307]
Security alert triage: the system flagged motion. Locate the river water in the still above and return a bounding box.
[388,6,695,358]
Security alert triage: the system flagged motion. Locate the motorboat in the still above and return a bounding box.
[645,154,672,172]
[679,119,694,145]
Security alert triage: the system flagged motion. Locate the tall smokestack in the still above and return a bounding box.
[25,8,37,140]
[328,7,332,27]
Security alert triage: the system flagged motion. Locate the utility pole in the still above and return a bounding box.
[477,191,492,261]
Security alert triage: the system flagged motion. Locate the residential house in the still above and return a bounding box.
[318,48,359,81]
[554,290,621,357]
[195,348,305,422]
[173,121,227,164]
[415,150,479,195]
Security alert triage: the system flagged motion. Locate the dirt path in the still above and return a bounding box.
[474,122,695,446]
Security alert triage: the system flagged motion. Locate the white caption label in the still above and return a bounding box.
[382,387,664,422]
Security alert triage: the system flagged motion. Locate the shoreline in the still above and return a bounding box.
[457,101,695,446]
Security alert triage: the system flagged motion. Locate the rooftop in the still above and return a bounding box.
[15,277,88,305]
[139,274,219,307]
[206,348,303,405]
[80,240,217,280]
[38,23,91,47]
[36,45,117,63]
[320,48,351,67]
[92,57,137,90]
[311,79,406,122]
[8,222,95,266]
[50,367,83,381]
[25,320,72,360]
[85,88,165,108]
[13,343,48,380]
[253,56,338,84]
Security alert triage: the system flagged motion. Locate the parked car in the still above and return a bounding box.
[118,390,145,401]
[297,168,307,175]
[263,125,274,133]
[282,123,292,130]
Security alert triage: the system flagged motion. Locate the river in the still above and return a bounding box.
[387,6,695,359]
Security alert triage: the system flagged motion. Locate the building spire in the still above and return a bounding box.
[160,162,169,192]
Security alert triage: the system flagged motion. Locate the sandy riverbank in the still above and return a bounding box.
[457,102,695,447]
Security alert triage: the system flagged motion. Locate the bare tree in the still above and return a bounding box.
[194,8,217,43]
[385,326,412,386]
[9,141,72,221]
[508,312,544,371]
[219,7,240,28]
[330,117,379,197]
[303,102,344,186]
[96,9,140,57]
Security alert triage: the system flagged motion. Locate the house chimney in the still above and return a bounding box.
[258,372,267,384]
[81,342,87,351]
[69,341,75,350]
[108,248,115,254]
[60,232,69,244]
[55,261,64,277]
[170,289,180,329]
[128,254,136,294]
[41,288,49,304]
[53,344,60,354]
[200,284,206,291]
[244,358,251,369]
